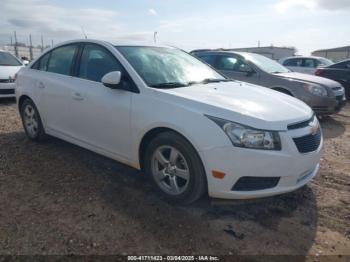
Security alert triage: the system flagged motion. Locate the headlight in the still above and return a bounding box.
[206,116,281,150]
[303,83,327,97]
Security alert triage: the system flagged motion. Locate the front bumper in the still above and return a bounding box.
[0,82,16,98]
[199,127,322,199]
[306,93,346,115]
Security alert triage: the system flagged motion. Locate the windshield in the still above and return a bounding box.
[0,52,22,66]
[116,46,225,87]
[243,53,290,74]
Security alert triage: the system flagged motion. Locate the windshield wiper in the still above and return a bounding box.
[188,78,233,85]
[149,82,189,89]
[149,79,233,89]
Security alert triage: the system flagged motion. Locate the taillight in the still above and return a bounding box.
[315,69,323,76]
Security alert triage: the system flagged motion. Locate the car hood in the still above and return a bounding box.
[275,72,340,87]
[0,66,23,79]
[159,81,313,131]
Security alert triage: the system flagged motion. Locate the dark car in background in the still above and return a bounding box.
[315,59,350,100]
[191,50,346,115]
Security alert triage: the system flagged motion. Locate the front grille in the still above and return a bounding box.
[288,115,315,130]
[312,106,328,112]
[335,95,346,111]
[0,89,15,95]
[232,176,280,191]
[332,86,343,91]
[293,128,321,153]
[336,95,344,101]
[0,79,15,83]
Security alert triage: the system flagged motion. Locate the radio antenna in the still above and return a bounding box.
[81,26,87,39]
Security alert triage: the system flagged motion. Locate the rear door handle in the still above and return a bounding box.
[72,92,84,101]
[38,82,45,89]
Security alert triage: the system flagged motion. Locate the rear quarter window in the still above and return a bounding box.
[38,52,51,71]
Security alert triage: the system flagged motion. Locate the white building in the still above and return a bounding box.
[227,46,296,60]
[312,46,350,63]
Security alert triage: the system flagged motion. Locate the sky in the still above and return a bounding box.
[0,0,349,55]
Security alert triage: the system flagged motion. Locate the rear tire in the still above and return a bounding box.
[20,99,47,142]
[144,131,207,204]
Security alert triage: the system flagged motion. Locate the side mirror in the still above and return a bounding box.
[102,71,122,89]
[239,64,255,76]
[246,69,256,77]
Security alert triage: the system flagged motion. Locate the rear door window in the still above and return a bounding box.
[197,54,216,66]
[47,44,78,76]
[303,58,317,68]
[216,55,251,72]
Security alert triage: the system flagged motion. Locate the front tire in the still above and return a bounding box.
[20,99,47,141]
[144,131,207,204]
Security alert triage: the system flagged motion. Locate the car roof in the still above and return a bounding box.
[51,39,175,49]
[191,49,249,57]
[281,56,329,61]
[333,59,350,64]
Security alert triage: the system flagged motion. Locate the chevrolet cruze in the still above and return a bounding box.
[16,40,322,203]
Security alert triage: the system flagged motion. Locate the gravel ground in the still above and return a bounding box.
[0,98,349,256]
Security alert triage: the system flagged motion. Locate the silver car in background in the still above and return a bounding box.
[191,50,346,115]
[279,56,333,75]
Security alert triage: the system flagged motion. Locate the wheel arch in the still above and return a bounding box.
[138,127,203,172]
[271,86,294,96]
[18,94,33,111]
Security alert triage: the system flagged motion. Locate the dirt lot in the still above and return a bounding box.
[0,98,349,256]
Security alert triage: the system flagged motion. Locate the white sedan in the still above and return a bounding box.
[0,50,23,98]
[16,40,322,203]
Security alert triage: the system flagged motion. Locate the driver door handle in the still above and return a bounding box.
[72,92,84,101]
[38,82,45,89]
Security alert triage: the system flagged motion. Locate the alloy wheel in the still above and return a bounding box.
[151,145,190,195]
[23,104,39,138]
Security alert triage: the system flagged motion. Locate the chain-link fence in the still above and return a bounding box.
[0,32,61,61]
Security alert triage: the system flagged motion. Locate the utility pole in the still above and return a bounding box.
[10,36,13,46]
[41,35,44,52]
[51,39,54,47]
[14,31,19,57]
[153,31,158,43]
[29,34,33,61]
